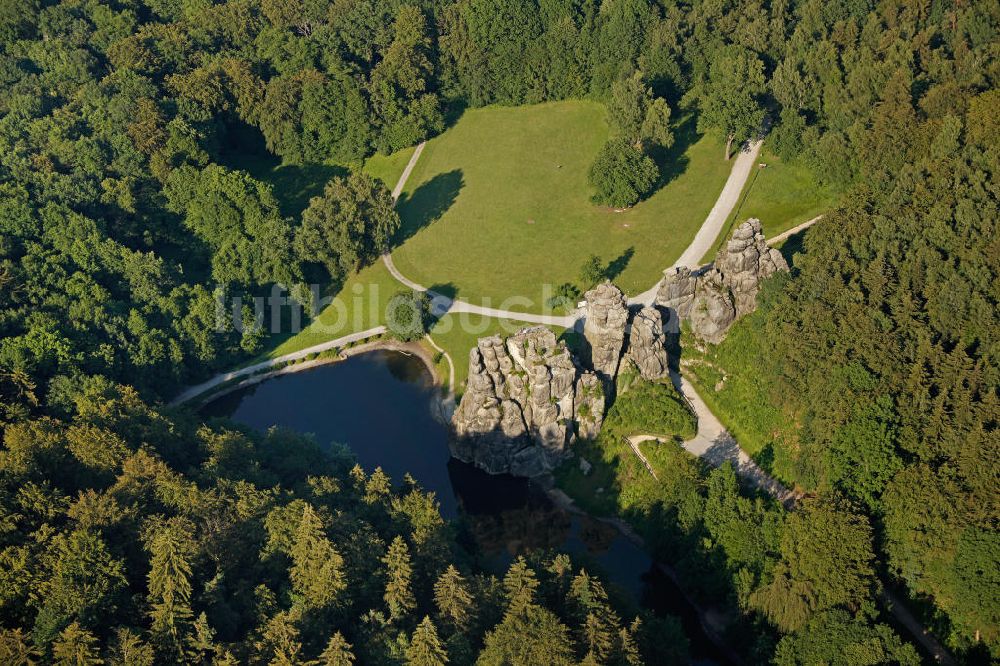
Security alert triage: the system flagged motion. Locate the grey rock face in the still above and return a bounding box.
[687,269,736,345]
[583,282,628,381]
[451,327,605,476]
[655,218,787,343]
[655,267,698,321]
[626,307,669,380]
[714,218,788,317]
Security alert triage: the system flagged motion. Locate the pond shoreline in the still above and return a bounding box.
[201,346,736,664]
[191,339,451,422]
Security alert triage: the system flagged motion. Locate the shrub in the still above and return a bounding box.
[385,290,432,342]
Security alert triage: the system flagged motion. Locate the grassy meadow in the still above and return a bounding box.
[700,147,836,263]
[390,101,731,308]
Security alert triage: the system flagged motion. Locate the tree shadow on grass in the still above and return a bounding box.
[777,227,810,269]
[426,282,458,322]
[393,169,464,247]
[427,282,458,300]
[605,247,635,281]
[648,113,701,190]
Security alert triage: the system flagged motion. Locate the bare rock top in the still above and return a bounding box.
[714,218,788,317]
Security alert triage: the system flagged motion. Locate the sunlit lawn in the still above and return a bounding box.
[391,100,732,309]
[700,147,836,263]
[364,146,417,190]
[260,260,403,360]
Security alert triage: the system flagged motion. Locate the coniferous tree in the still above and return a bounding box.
[383,536,416,621]
[618,618,643,666]
[145,517,196,662]
[567,571,619,663]
[0,628,37,666]
[51,622,102,666]
[258,612,304,666]
[433,565,474,632]
[477,605,574,666]
[107,628,154,666]
[502,558,539,617]
[405,616,448,666]
[289,504,346,610]
[316,631,354,665]
[188,612,216,663]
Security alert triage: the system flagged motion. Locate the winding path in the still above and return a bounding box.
[629,372,801,508]
[171,129,952,665]
[629,138,764,306]
[385,139,950,664]
[423,333,456,420]
[385,138,765,315]
[173,135,785,403]
[767,214,824,246]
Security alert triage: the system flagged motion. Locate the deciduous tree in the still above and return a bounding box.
[697,46,766,159]
[295,174,399,282]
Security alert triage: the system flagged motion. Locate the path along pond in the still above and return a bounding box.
[202,350,727,665]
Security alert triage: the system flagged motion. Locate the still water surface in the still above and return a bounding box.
[202,350,725,664]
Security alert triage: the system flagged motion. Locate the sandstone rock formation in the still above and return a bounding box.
[715,218,788,317]
[655,266,698,320]
[626,306,669,380]
[656,218,787,343]
[685,268,736,344]
[451,327,604,477]
[582,282,628,381]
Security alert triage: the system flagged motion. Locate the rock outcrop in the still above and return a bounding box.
[582,282,628,381]
[715,218,788,317]
[655,266,698,320]
[451,327,604,477]
[656,219,787,343]
[685,268,736,344]
[626,306,669,380]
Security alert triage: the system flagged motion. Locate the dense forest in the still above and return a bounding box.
[0,0,997,663]
[682,0,1000,660]
[0,381,693,663]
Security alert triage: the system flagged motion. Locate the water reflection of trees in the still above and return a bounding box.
[463,497,573,557]
[576,515,619,553]
[380,349,430,385]
[447,459,573,557]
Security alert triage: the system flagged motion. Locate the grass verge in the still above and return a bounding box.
[700,147,836,263]
[260,261,402,360]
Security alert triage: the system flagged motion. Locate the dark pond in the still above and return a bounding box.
[202,350,726,664]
